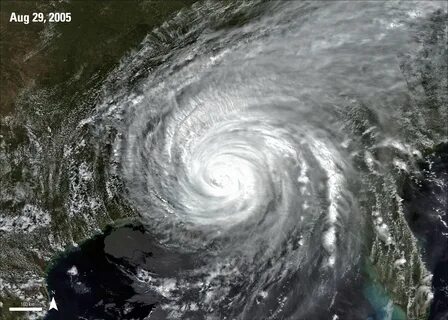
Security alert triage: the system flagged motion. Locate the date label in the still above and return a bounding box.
[9,12,71,24]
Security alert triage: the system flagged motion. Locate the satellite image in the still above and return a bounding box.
[0,1,447,319]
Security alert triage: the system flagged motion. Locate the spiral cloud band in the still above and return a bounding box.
[124,71,360,315]
[83,0,446,318]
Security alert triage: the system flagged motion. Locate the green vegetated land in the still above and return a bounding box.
[0,1,195,319]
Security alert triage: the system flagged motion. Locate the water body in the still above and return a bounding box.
[402,143,448,320]
[45,224,157,320]
[43,224,392,319]
[45,140,448,319]
[44,1,446,319]
[1,1,446,319]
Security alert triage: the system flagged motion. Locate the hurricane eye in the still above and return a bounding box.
[95,1,442,318]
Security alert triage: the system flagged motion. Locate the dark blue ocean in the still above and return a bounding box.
[45,144,448,320]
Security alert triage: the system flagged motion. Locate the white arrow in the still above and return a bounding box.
[49,297,58,311]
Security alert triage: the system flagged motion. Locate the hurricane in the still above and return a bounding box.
[60,1,448,319]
